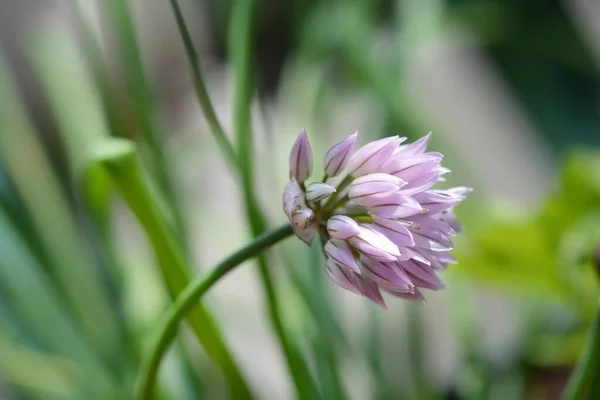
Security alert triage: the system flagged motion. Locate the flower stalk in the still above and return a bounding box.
[134,224,294,400]
[167,0,319,396]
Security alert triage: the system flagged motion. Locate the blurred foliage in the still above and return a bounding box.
[456,152,600,366]
[0,0,598,399]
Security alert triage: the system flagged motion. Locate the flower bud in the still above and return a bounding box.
[410,227,453,251]
[393,132,431,158]
[327,215,361,240]
[325,259,360,294]
[282,178,303,220]
[396,259,443,290]
[412,189,465,215]
[348,173,406,206]
[323,132,357,177]
[305,182,336,202]
[347,136,404,177]
[324,239,361,273]
[289,129,313,182]
[380,153,442,177]
[360,257,414,293]
[387,287,425,302]
[292,208,314,230]
[349,225,401,262]
[372,216,415,247]
[355,275,386,308]
[369,193,422,218]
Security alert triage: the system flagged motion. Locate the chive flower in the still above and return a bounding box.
[283,130,471,306]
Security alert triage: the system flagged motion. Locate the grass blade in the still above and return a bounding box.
[104,0,185,238]
[91,139,255,400]
[0,57,122,364]
[167,0,237,166]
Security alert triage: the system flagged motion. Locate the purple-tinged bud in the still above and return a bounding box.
[294,226,316,246]
[387,287,425,302]
[370,194,422,219]
[413,248,457,270]
[282,178,304,220]
[305,182,336,202]
[292,208,314,230]
[396,247,429,264]
[399,173,441,195]
[380,153,442,177]
[396,161,448,184]
[410,215,456,237]
[397,259,443,290]
[409,226,454,251]
[447,186,474,197]
[413,189,466,215]
[325,259,360,294]
[356,276,387,308]
[323,132,358,177]
[348,173,406,206]
[349,225,401,262]
[360,257,414,293]
[289,129,313,182]
[393,132,432,158]
[324,239,361,274]
[327,215,361,240]
[372,216,415,247]
[347,136,404,177]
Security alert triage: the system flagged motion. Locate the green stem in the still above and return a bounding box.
[563,297,600,400]
[324,175,353,209]
[326,196,350,212]
[166,0,237,165]
[106,0,186,240]
[406,303,429,400]
[134,224,294,400]
[100,144,254,400]
[165,0,318,395]
[229,0,322,398]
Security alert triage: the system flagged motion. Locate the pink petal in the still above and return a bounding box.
[356,275,387,307]
[323,132,358,177]
[325,259,360,294]
[361,257,414,293]
[324,239,361,273]
[327,215,362,240]
[347,136,404,177]
[289,129,313,182]
[282,178,304,220]
[349,225,400,261]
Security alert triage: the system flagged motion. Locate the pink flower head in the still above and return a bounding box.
[282,130,471,306]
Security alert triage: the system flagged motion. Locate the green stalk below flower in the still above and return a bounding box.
[97,140,254,400]
[134,224,294,400]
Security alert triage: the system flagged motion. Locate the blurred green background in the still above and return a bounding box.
[0,0,599,399]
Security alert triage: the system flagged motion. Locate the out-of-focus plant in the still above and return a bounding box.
[0,0,598,399]
[454,152,600,398]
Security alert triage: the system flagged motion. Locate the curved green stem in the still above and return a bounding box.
[135,224,294,400]
[166,0,319,396]
[229,0,322,398]
[563,297,600,400]
[167,0,237,165]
